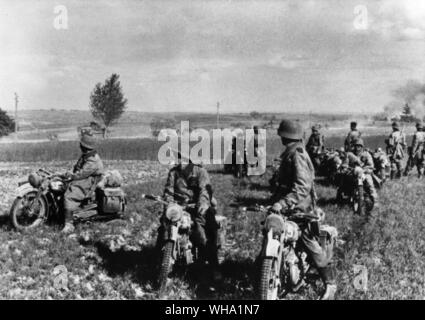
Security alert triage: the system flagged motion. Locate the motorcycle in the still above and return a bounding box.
[142,194,227,295]
[246,205,337,300]
[10,168,126,231]
[335,166,373,215]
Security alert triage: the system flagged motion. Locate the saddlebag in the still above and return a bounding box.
[319,224,338,250]
[97,187,126,214]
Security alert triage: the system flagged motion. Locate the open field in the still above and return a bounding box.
[1,109,415,144]
[0,110,421,299]
[0,134,414,162]
[1,154,425,299]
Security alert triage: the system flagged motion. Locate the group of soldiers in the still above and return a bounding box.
[60,118,425,300]
[305,120,425,212]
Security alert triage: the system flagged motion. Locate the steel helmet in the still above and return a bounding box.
[277,120,303,140]
[353,138,364,147]
[80,131,97,149]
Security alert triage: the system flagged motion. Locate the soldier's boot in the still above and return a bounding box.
[61,209,75,234]
[318,264,337,300]
[62,222,75,234]
[418,166,424,178]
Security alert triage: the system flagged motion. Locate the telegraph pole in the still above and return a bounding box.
[216,101,220,129]
[14,92,18,141]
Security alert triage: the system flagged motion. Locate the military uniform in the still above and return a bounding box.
[306,130,325,170]
[410,128,425,177]
[373,149,390,182]
[272,141,336,284]
[63,150,104,220]
[159,163,218,266]
[344,129,361,152]
[343,150,378,202]
[386,128,406,179]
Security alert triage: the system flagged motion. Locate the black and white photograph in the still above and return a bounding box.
[1,0,425,304]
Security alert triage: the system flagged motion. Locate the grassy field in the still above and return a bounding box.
[1,156,425,299]
[0,134,414,163]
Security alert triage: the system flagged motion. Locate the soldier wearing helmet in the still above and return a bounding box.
[408,121,425,178]
[386,121,406,179]
[270,119,337,300]
[306,125,325,171]
[344,122,361,152]
[62,130,104,234]
[157,148,220,281]
[342,138,378,207]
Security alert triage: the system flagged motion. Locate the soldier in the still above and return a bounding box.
[386,121,406,179]
[62,131,104,234]
[373,147,390,183]
[157,150,220,280]
[270,120,337,300]
[343,138,378,209]
[306,125,325,171]
[344,122,361,152]
[409,121,425,178]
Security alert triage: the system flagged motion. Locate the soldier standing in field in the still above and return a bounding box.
[386,121,406,179]
[62,131,104,234]
[270,120,337,300]
[306,125,325,171]
[409,121,425,178]
[344,122,361,152]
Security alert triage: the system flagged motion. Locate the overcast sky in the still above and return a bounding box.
[1,0,425,113]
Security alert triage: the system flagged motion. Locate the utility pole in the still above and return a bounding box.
[216,101,220,129]
[14,92,18,141]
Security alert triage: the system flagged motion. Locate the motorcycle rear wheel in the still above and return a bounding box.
[353,186,364,215]
[10,191,47,232]
[157,241,174,296]
[258,258,279,300]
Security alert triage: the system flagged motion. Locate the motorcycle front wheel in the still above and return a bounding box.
[10,191,48,231]
[258,257,279,300]
[157,241,174,296]
[353,186,364,215]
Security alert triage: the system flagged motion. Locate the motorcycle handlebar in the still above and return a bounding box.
[141,194,196,209]
[242,205,320,221]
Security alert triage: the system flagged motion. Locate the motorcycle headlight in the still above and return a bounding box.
[284,221,300,242]
[264,214,285,234]
[50,180,64,191]
[28,173,42,188]
[165,204,183,222]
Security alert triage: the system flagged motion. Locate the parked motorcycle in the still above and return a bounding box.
[335,166,373,215]
[246,205,337,300]
[142,194,227,295]
[10,168,126,231]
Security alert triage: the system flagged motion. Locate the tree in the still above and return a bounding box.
[400,103,417,122]
[250,111,261,119]
[0,108,15,137]
[89,73,127,137]
[402,103,411,117]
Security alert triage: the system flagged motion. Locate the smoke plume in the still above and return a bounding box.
[385,79,425,119]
